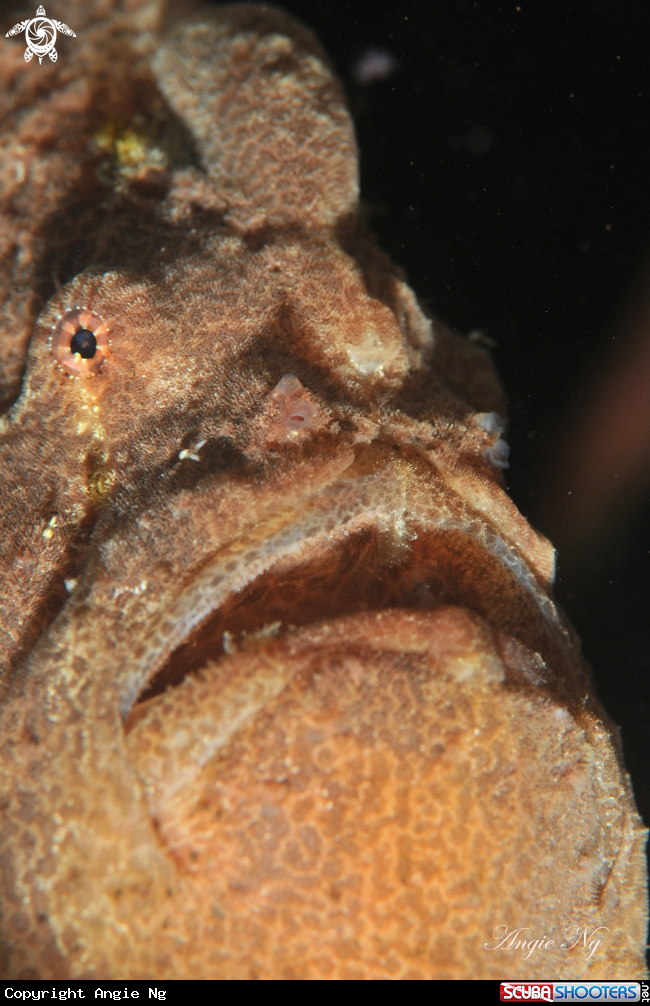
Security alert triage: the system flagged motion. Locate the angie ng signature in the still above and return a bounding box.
[484,924,610,961]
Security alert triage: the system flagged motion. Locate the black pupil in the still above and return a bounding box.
[70,328,97,359]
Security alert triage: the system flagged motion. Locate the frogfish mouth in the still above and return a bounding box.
[0,0,646,980]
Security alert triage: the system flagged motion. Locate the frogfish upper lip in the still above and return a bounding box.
[119,441,578,722]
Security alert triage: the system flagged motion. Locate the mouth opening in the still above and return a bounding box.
[135,521,569,708]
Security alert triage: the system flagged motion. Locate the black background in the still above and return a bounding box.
[225,0,650,874]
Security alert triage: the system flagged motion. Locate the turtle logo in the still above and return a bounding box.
[6,5,76,64]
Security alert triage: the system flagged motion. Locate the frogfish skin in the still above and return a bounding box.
[0,0,646,980]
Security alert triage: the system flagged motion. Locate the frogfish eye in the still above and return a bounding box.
[51,308,109,376]
[70,329,97,359]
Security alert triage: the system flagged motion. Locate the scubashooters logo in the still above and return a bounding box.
[5,5,76,64]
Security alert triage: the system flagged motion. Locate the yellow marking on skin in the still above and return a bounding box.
[75,384,114,501]
[94,122,169,192]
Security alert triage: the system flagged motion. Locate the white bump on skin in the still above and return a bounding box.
[179,439,207,462]
[476,413,510,468]
[42,517,57,539]
[347,348,383,376]
[346,325,401,378]
[485,439,510,469]
[477,411,506,436]
[272,375,302,397]
[112,580,149,599]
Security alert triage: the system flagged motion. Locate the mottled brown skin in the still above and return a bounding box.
[0,0,646,980]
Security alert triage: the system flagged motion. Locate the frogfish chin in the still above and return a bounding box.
[0,0,646,980]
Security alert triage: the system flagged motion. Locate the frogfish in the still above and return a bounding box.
[0,0,646,980]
